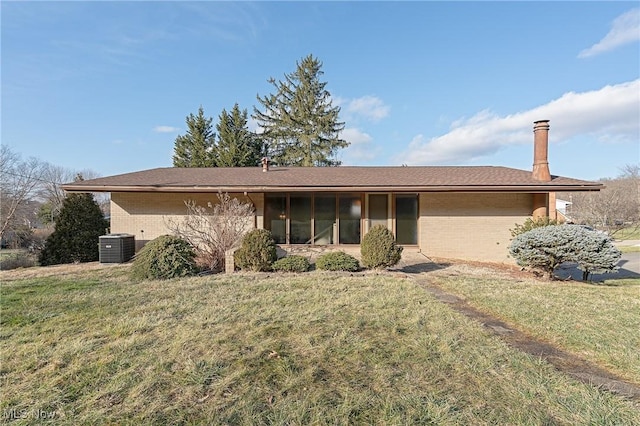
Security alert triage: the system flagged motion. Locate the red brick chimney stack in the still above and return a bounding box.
[532,120,551,182]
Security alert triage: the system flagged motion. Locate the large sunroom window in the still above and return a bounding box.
[264,193,415,246]
[339,195,361,244]
[264,193,286,244]
[395,194,418,245]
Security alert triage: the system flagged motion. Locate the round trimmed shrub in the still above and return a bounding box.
[130,235,197,280]
[272,255,310,273]
[315,251,360,272]
[360,225,403,269]
[234,229,277,272]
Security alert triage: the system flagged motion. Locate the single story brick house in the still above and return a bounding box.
[63,121,602,263]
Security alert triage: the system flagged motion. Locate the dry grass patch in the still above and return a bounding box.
[1,269,639,424]
[433,273,640,386]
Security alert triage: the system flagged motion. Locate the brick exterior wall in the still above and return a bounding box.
[419,192,533,263]
[111,191,535,263]
[110,192,262,250]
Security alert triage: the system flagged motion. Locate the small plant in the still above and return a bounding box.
[0,252,37,270]
[272,255,310,272]
[315,251,360,272]
[130,235,198,280]
[510,216,559,237]
[234,229,277,272]
[360,225,403,269]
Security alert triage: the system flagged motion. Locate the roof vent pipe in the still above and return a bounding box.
[532,120,551,182]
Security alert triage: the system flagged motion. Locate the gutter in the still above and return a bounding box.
[61,184,604,194]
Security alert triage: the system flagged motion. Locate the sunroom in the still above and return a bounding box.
[263,192,418,246]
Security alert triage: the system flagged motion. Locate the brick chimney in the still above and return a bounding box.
[261,157,270,172]
[532,120,553,219]
[532,120,551,182]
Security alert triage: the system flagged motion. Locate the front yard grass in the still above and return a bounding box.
[1,266,639,424]
[434,274,640,386]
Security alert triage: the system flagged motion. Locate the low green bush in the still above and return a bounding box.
[360,225,403,269]
[130,235,198,280]
[234,229,277,272]
[0,253,37,270]
[510,216,559,237]
[315,251,360,272]
[272,255,310,273]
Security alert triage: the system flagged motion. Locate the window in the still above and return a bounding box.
[314,194,336,244]
[395,194,418,245]
[339,194,361,244]
[264,193,368,245]
[264,194,286,244]
[290,194,312,244]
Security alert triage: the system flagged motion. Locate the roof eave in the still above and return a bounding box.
[61,184,604,193]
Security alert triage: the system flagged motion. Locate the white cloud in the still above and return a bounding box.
[153,125,179,133]
[340,127,379,163]
[395,79,640,165]
[345,95,390,122]
[579,8,640,58]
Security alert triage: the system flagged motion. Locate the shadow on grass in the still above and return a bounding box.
[554,259,640,286]
[398,262,452,274]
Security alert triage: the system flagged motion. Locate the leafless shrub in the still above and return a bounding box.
[166,192,255,272]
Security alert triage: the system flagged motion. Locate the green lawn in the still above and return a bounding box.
[434,274,640,386]
[614,226,640,240]
[1,267,639,424]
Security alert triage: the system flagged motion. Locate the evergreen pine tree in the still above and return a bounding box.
[215,103,263,167]
[39,193,109,265]
[172,106,216,167]
[253,54,348,166]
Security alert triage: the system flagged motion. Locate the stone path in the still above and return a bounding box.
[415,278,640,401]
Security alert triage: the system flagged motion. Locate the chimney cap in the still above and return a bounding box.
[533,119,550,129]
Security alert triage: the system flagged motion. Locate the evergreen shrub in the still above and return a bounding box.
[234,229,277,272]
[315,251,360,272]
[39,193,109,266]
[510,216,559,237]
[272,255,310,273]
[130,235,197,280]
[360,225,403,269]
[509,225,621,281]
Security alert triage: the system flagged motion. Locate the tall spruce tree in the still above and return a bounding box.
[215,103,263,167]
[253,54,348,166]
[172,106,216,167]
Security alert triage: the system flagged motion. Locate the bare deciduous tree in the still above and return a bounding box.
[165,192,255,272]
[0,146,47,241]
[38,165,107,224]
[560,164,640,236]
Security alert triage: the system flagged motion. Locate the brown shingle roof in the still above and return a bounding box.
[62,166,602,193]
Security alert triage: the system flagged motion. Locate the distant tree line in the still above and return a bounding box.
[558,164,640,236]
[172,54,348,168]
[0,145,107,251]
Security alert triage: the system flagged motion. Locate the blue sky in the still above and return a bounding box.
[2,1,639,181]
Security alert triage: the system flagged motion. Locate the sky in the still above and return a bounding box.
[2,1,639,182]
